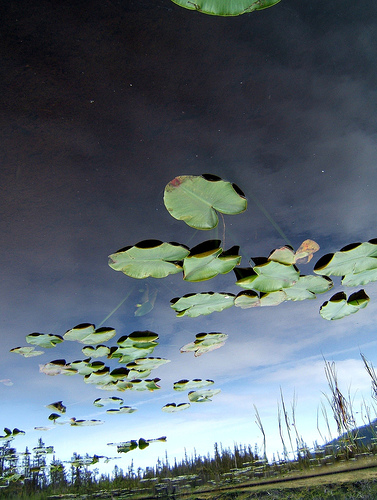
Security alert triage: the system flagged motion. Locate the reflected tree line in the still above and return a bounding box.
[0,437,260,498]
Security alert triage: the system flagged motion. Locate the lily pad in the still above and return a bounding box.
[314,239,377,277]
[341,267,377,287]
[93,397,124,407]
[183,240,241,281]
[173,379,214,391]
[108,437,166,454]
[284,275,333,301]
[235,260,299,292]
[170,0,281,16]
[234,290,286,308]
[180,332,228,356]
[113,440,138,453]
[268,239,320,265]
[70,359,93,375]
[109,331,159,363]
[108,240,189,279]
[84,368,113,385]
[25,333,64,348]
[171,292,235,317]
[46,401,66,414]
[162,403,190,412]
[188,388,221,402]
[126,357,171,371]
[48,413,61,422]
[106,406,137,414]
[128,378,161,391]
[82,345,111,358]
[70,418,103,426]
[63,323,116,345]
[39,360,77,376]
[10,346,44,357]
[164,174,247,229]
[319,290,369,320]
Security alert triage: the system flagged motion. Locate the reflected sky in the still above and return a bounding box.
[1,0,377,473]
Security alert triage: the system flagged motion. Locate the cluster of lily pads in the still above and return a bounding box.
[10,319,224,436]
[109,174,376,321]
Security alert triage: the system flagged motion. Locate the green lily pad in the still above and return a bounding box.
[183,240,241,281]
[0,428,25,441]
[125,366,152,379]
[314,239,377,276]
[70,418,103,426]
[48,413,61,422]
[342,267,377,287]
[180,332,228,356]
[235,260,299,292]
[39,360,77,376]
[284,275,333,301]
[173,379,214,391]
[109,331,159,363]
[268,240,320,265]
[82,345,111,358]
[319,290,369,320]
[46,401,66,414]
[69,359,93,375]
[25,333,63,348]
[10,346,44,357]
[128,378,161,391]
[84,368,113,385]
[171,292,235,317]
[170,0,281,17]
[234,290,286,308]
[106,406,137,414]
[64,323,116,345]
[108,240,189,279]
[93,397,124,407]
[114,440,138,453]
[127,357,171,370]
[188,388,221,402]
[164,174,247,229]
[162,403,191,412]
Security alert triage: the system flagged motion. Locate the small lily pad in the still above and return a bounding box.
[319,290,369,320]
[106,406,137,414]
[235,260,299,292]
[188,388,221,402]
[342,268,377,287]
[70,418,103,426]
[46,401,66,414]
[127,357,170,370]
[173,379,214,391]
[180,332,228,356]
[183,240,241,282]
[284,275,333,301]
[93,397,124,407]
[82,345,111,358]
[10,346,44,357]
[108,240,189,279]
[162,403,190,412]
[64,323,116,345]
[171,292,235,317]
[39,360,77,376]
[25,333,63,348]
